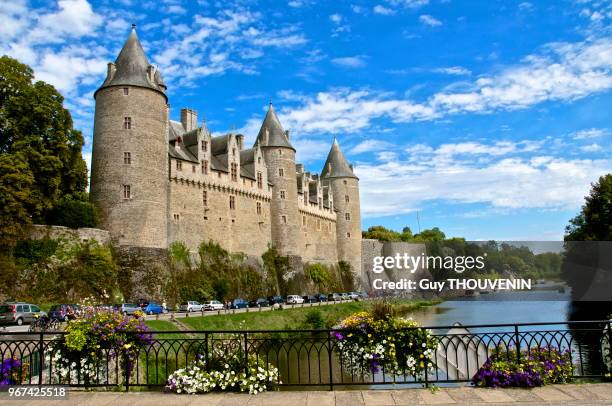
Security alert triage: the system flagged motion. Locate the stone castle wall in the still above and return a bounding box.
[299,209,338,263]
[29,225,111,245]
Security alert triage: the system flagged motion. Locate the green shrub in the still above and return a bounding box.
[46,198,98,229]
[303,309,325,329]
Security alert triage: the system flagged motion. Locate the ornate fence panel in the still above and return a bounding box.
[1,321,610,390]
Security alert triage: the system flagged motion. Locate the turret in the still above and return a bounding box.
[322,138,362,287]
[255,103,301,255]
[90,25,169,248]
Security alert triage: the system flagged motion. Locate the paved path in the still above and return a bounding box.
[3,384,612,406]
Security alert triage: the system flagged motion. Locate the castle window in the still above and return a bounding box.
[345,195,350,203]
[278,168,284,177]
[302,215,306,226]
[176,161,182,171]
[280,190,286,199]
[303,193,308,205]
[192,165,196,173]
[230,163,238,181]
[232,148,236,157]
[218,172,221,178]
[347,232,351,238]
[123,88,129,95]
[256,201,262,215]
[202,140,208,151]
[229,195,235,210]
[281,215,287,224]
[123,117,131,129]
[317,219,321,230]
[123,185,131,199]
[278,149,282,155]
[203,191,207,206]
[257,157,261,164]
[345,212,351,221]
[343,180,347,185]
[257,172,263,189]
[123,152,131,165]
[173,213,180,220]
[202,160,208,175]
[318,198,322,209]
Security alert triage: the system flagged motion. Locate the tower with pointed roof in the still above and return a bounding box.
[322,139,362,284]
[255,103,301,256]
[90,25,169,248]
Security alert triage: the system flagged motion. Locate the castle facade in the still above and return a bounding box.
[90,27,362,276]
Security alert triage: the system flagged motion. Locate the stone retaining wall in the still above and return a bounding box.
[29,224,111,245]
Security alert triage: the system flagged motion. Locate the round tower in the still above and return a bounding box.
[90,26,169,248]
[256,103,301,255]
[322,139,362,287]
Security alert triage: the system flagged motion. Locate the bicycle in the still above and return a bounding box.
[28,315,59,332]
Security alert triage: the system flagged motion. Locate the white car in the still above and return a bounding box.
[286,295,304,304]
[203,300,224,311]
[179,301,203,312]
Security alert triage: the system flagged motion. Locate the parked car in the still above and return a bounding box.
[144,302,164,315]
[267,296,285,305]
[328,293,342,302]
[137,299,149,309]
[118,303,140,315]
[0,302,45,326]
[203,300,224,311]
[286,295,305,304]
[315,293,328,302]
[48,304,77,322]
[358,291,369,299]
[180,301,204,312]
[231,298,249,309]
[249,298,269,308]
[340,293,350,301]
[347,292,360,300]
[302,295,317,303]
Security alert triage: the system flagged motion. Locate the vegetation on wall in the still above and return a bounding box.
[0,237,120,303]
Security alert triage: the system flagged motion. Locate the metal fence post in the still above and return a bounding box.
[38,332,44,385]
[204,332,210,371]
[243,332,249,376]
[514,325,521,363]
[124,351,130,392]
[327,333,334,391]
[607,322,612,374]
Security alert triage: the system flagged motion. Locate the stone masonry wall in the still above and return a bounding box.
[29,225,111,245]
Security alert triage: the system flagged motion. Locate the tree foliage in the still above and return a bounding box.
[0,56,88,247]
[565,174,612,241]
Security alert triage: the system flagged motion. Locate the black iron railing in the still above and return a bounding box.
[1,320,610,390]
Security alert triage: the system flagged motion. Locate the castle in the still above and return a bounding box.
[90,27,362,280]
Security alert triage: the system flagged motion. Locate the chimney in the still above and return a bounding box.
[107,63,116,81]
[296,163,304,173]
[181,108,197,132]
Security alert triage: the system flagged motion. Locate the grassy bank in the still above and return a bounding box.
[174,299,440,331]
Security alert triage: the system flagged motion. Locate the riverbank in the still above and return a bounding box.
[146,299,440,331]
[24,383,612,405]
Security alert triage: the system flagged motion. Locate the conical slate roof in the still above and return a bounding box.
[322,138,358,179]
[96,26,166,97]
[254,103,294,150]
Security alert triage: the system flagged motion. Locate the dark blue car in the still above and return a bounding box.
[231,298,249,309]
[144,302,163,315]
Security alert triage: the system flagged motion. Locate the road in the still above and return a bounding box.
[0,299,357,333]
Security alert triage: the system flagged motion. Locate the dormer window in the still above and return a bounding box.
[257,157,261,164]
[202,160,208,175]
[230,163,238,181]
[123,117,131,129]
[232,148,236,157]
[257,172,263,189]
[176,161,182,171]
[202,140,207,151]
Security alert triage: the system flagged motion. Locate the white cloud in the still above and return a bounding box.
[165,5,187,14]
[580,143,602,152]
[572,128,609,139]
[373,5,396,15]
[356,139,611,216]
[387,0,429,8]
[433,66,471,75]
[331,56,367,68]
[329,13,343,23]
[350,140,394,154]
[419,14,442,26]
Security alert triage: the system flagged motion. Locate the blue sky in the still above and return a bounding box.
[1,0,611,240]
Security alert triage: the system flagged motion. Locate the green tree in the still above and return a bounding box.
[362,225,401,241]
[414,227,446,242]
[565,174,612,241]
[0,56,87,247]
[304,263,331,291]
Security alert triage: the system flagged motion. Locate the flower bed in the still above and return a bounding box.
[332,310,437,376]
[166,354,279,395]
[1,357,26,386]
[472,347,573,388]
[47,309,152,385]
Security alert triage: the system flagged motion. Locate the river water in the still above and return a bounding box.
[410,285,572,328]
